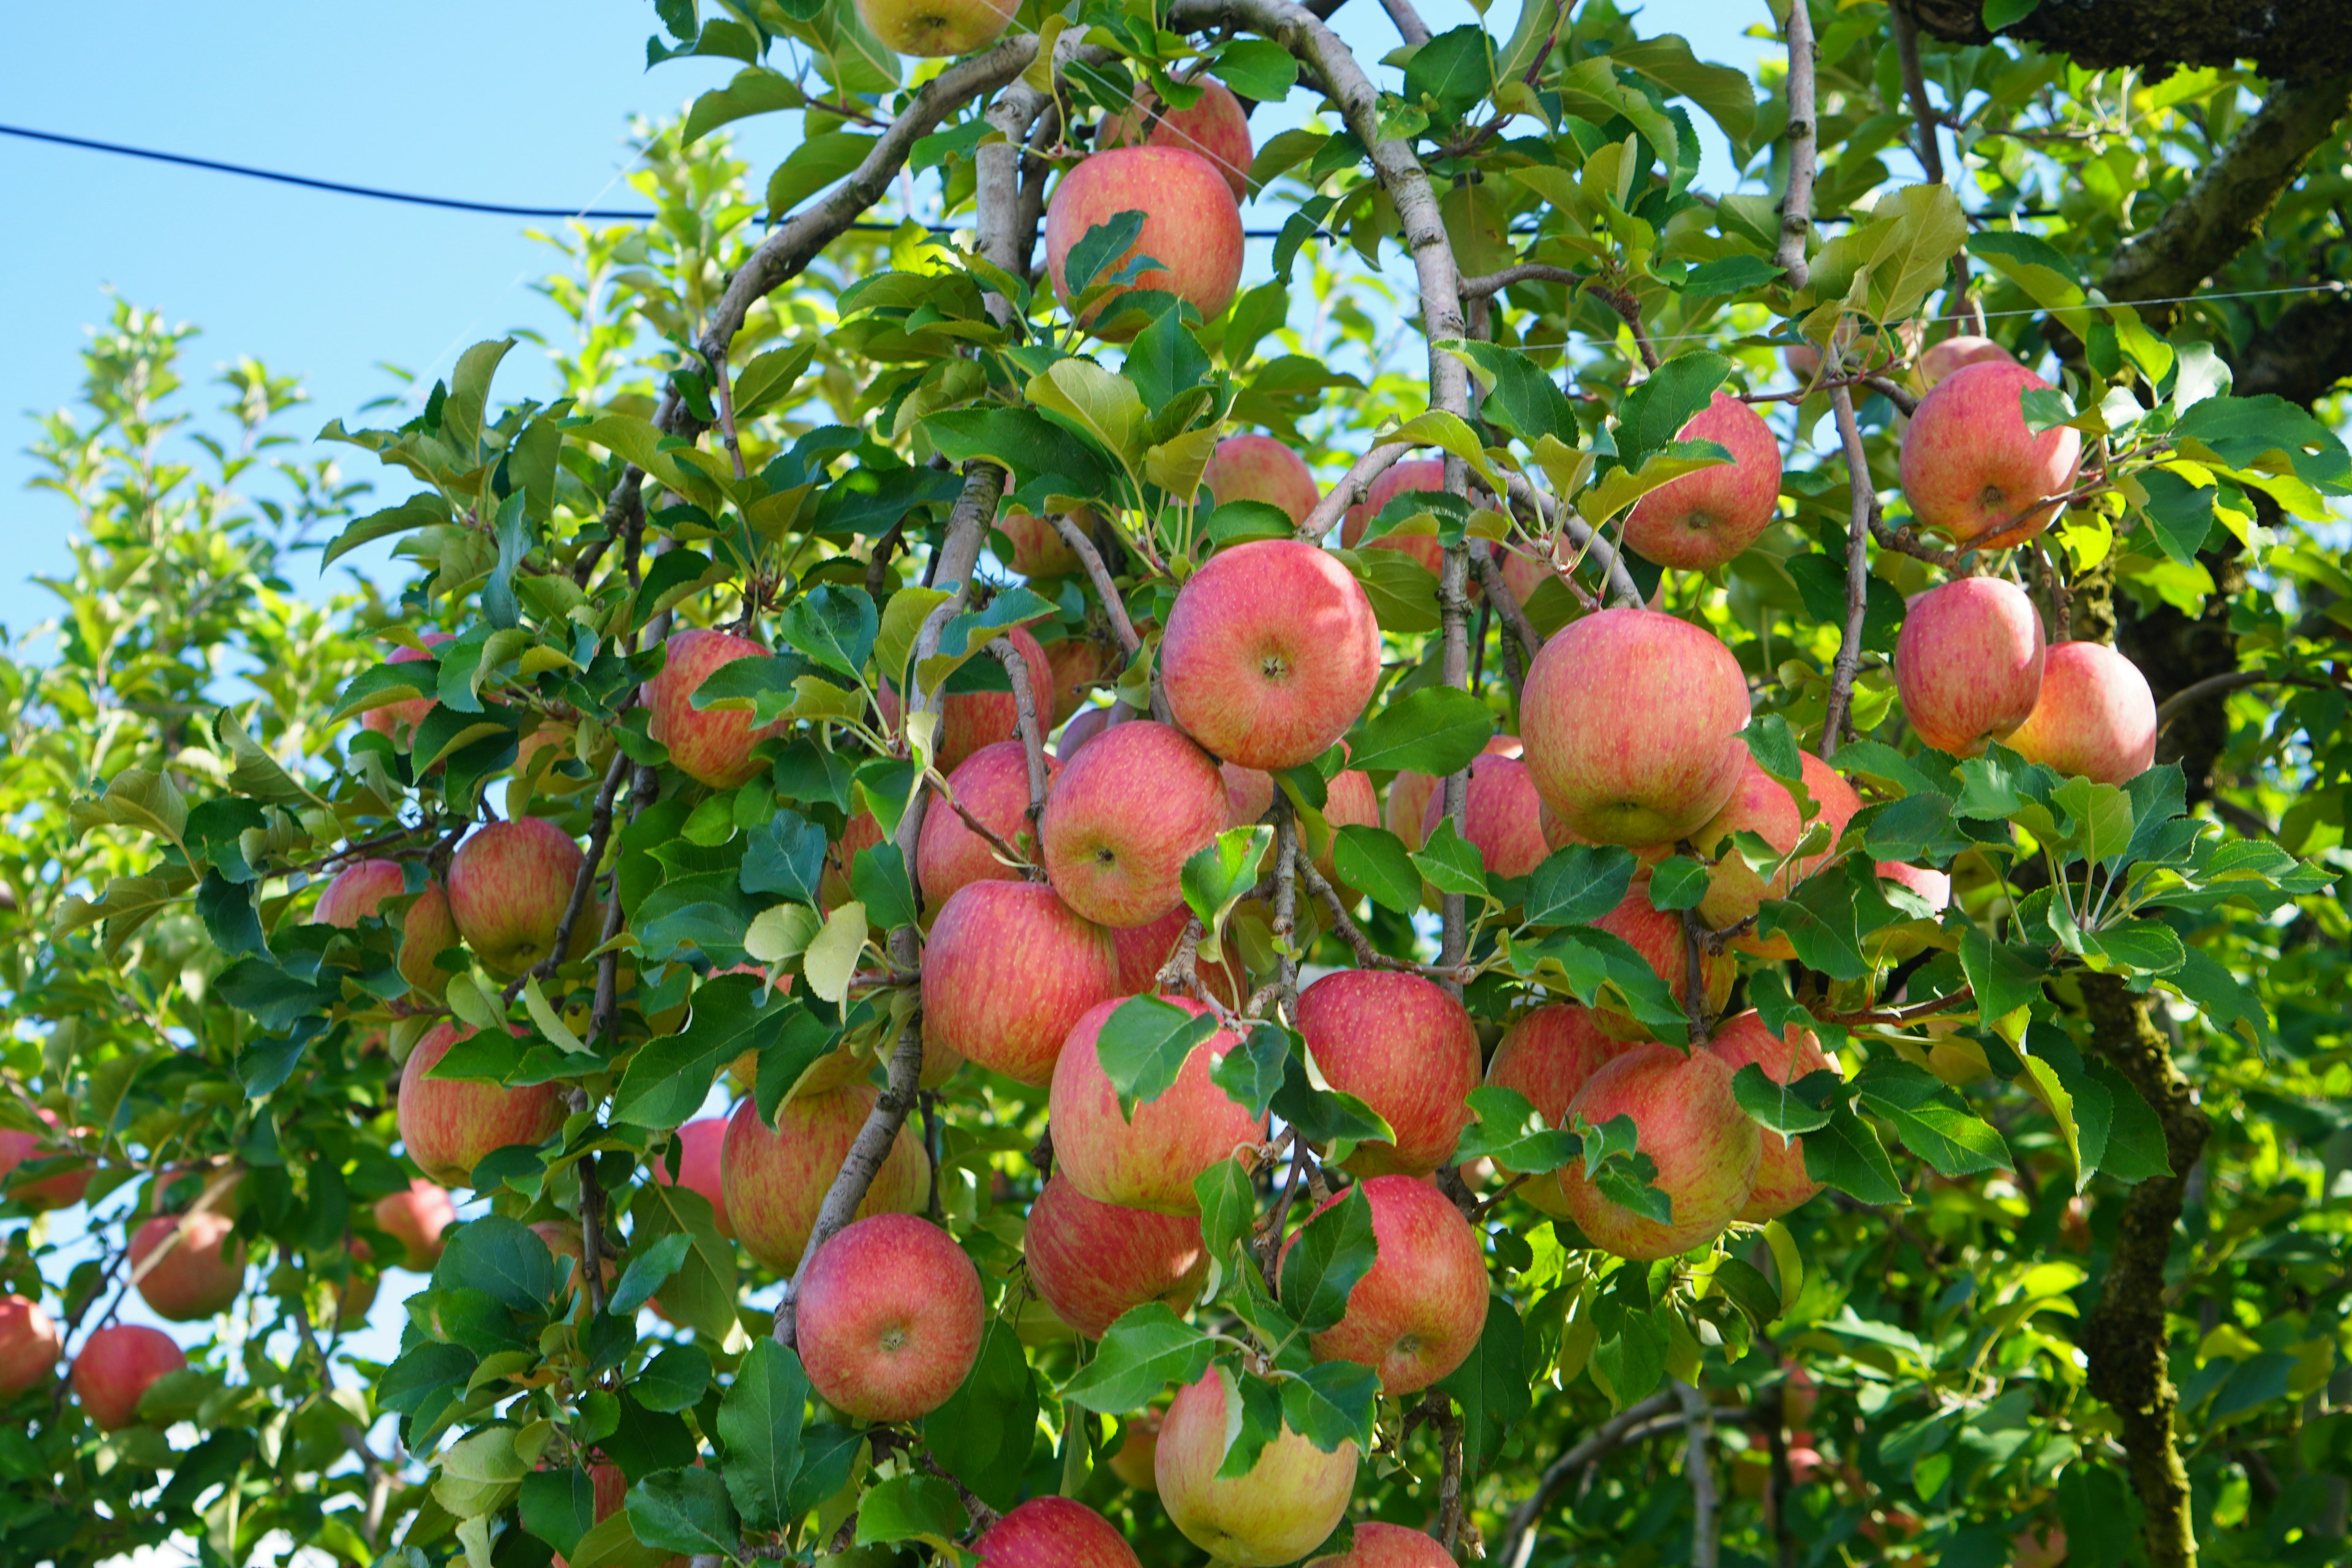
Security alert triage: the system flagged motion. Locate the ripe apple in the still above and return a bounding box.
[2002,640,2158,783]
[1058,701,1124,760]
[1023,1172,1206,1338]
[1420,752,1550,879]
[922,880,1121,1084]
[1310,766,1381,892]
[0,1107,91,1210]
[1161,539,1382,771]
[1916,334,2015,390]
[1341,458,1447,578]
[1203,434,1321,526]
[1589,876,1735,1040]
[721,1085,930,1273]
[360,631,451,741]
[1521,607,1751,846]
[1293,971,1480,1176]
[1102,80,1254,201]
[1109,1409,1162,1491]
[312,859,458,996]
[881,624,1057,775]
[1308,1520,1458,1567]
[995,506,1084,579]
[1899,360,2081,549]
[1894,576,2046,756]
[1049,995,1259,1215]
[1694,752,1862,958]
[1484,1004,1630,1217]
[797,1213,983,1422]
[1045,148,1243,341]
[1877,861,1952,914]
[918,740,1060,908]
[1111,903,1245,1008]
[1158,1368,1359,1567]
[1045,630,1117,726]
[650,1118,733,1238]
[447,816,587,975]
[334,1238,379,1329]
[1042,719,1229,927]
[976,1494,1142,1568]
[853,0,1014,58]
[1554,1042,1761,1259]
[644,627,786,790]
[1706,1011,1834,1221]
[1624,391,1784,570]
[397,1020,570,1186]
[372,1178,457,1270]
[1387,735,1521,851]
[1223,763,1275,827]
[1283,1175,1487,1393]
[0,1295,61,1398]
[130,1211,245,1321]
[70,1324,186,1430]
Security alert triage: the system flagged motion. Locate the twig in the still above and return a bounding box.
[1593,286,1660,372]
[1501,472,1637,608]
[508,749,630,1002]
[1046,511,1169,725]
[2155,669,2324,725]
[1460,263,1583,298]
[1673,1379,1720,1568]
[706,343,748,483]
[774,1020,925,1348]
[1868,508,1962,570]
[1438,1400,1468,1550]
[1267,795,1301,1012]
[589,762,657,1047]
[865,517,907,600]
[1257,1134,1309,1283]
[985,636,1049,834]
[1679,907,1713,1043]
[1297,440,1414,544]
[1375,0,1431,46]
[1437,519,1473,995]
[1499,1392,1683,1565]
[1819,386,1874,757]
[1294,853,1472,985]
[945,788,1034,878]
[577,1159,609,1319]
[1473,548,1543,677]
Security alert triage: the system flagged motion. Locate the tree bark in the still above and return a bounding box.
[1910,0,2352,82]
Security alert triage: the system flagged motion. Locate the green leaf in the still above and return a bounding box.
[1614,352,1731,465]
[1348,687,1496,775]
[1412,818,1489,899]
[1646,856,1709,911]
[629,1182,739,1343]
[1800,1104,1905,1205]
[632,1344,711,1413]
[1679,254,1786,300]
[1439,1297,1528,1476]
[625,1468,738,1559]
[1194,1158,1259,1268]
[1445,339,1575,445]
[777,584,877,681]
[434,1215,559,1312]
[1968,230,2087,336]
[922,1319,1038,1509]
[1983,0,2043,33]
[1591,1150,1673,1224]
[607,1234,692,1318]
[1060,1302,1213,1413]
[850,843,919,934]
[1525,844,1640,927]
[924,407,1120,500]
[611,974,788,1129]
[1096,995,1221,1117]
[1278,1184,1379,1333]
[1182,826,1272,961]
[1282,1360,1378,1453]
[765,128,878,216]
[1731,1063,1841,1137]
[716,1340,807,1532]
[1271,1051,1398,1152]
[1454,1085,1579,1174]
[1612,34,1757,157]
[1851,1060,2009,1177]
[1958,927,2048,1027]
[1213,39,1298,102]
[1327,824,1417,914]
[1404,24,1495,121]
[1065,210,1150,297]
[195,869,267,960]
[684,64,798,146]
[520,1468,596,1558]
[1210,1021,1291,1120]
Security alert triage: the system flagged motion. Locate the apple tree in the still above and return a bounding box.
[6,2,2352,1567]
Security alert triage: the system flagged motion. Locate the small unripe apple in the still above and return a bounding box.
[397,1021,569,1187]
[71,1323,186,1430]
[0,1295,61,1398]
[1706,1011,1835,1221]
[1915,334,2015,390]
[922,880,1121,1084]
[1101,80,1254,202]
[917,740,1058,909]
[1555,1043,1761,1259]
[1624,391,1784,570]
[360,631,451,741]
[1043,720,1229,928]
[644,628,787,789]
[1420,752,1550,880]
[1283,1175,1487,1393]
[129,1210,244,1322]
[1521,607,1751,846]
[995,506,1084,579]
[447,816,587,976]
[1485,1005,1630,1217]
[1894,577,2046,756]
[1590,876,1735,1041]
[853,0,1014,58]
[0,1108,91,1210]
[1050,995,1259,1215]
[1158,1368,1359,1567]
[1899,360,2081,549]
[1024,1172,1206,1338]
[372,1178,457,1270]
[1161,539,1382,771]
[722,1086,930,1274]
[977,1493,1142,1567]
[1341,458,1449,579]
[880,624,1057,775]
[650,1118,734,1238]
[1045,148,1244,341]
[1307,1520,1459,1567]
[2001,640,2158,783]
[797,1213,983,1423]
[1202,434,1320,526]
[1294,971,1479,1177]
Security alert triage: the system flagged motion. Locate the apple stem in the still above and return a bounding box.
[1294,852,1474,987]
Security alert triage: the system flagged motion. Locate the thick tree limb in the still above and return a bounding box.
[2233,286,2352,405]
[1673,1380,1720,1568]
[1473,549,1543,676]
[1376,0,1431,47]
[1911,0,2352,82]
[1775,0,1820,289]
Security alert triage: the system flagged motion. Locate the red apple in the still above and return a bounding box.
[721,1085,930,1273]
[0,1109,91,1210]
[1420,752,1549,880]
[1223,763,1275,827]
[1485,1004,1629,1216]
[1283,1175,1487,1393]
[1877,861,1952,914]
[1109,1409,1162,1491]
[1046,631,1117,727]
[882,624,1057,775]
[1899,360,2081,549]
[996,506,1084,579]
[372,1178,457,1270]
[312,859,458,995]
[922,880,1121,1084]
[1624,391,1784,570]
[978,1494,1141,1568]
[1203,434,1320,526]
[820,809,885,911]
[918,740,1059,908]
[1023,1172,1206,1339]
[797,1213,983,1422]
[1694,752,1861,958]
[70,1324,186,1430]
[447,816,587,975]
[1049,995,1259,1215]
[0,1295,61,1398]
[1387,736,1521,851]
[1294,971,1479,1177]
[130,1211,245,1322]
[1916,334,2015,390]
[1706,1011,1834,1221]
[335,1238,379,1329]
[1102,80,1254,202]
[644,628,786,790]
[2002,640,2157,783]
[1111,903,1245,1008]
[1058,701,1124,760]
[1042,719,1229,928]
[1312,768,1381,891]
[1591,876,1736,1040]
[1521,607,1751,846]
[1045,148,1243,341]
[1554,1043,1760,1259]
[1161,539,1382,771]
[651,1118,734,1238]
[1307,1520,1457,1567]
[1341,458,1448,579]
[397,1021,570,1186]
[854,0,1014,58]
[1894,576,2046,756]
[1158,1369,1359,1566]
[360,631,451,740]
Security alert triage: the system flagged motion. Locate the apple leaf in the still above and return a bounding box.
[631,1344,710,1414]
[1181,825,1272,963]
[627,1182,738,1343]
[1412,817,1489,899]
[1269,1050,1396,1155]
[1574,1112,1673,1223]
[625,1467,737,1559]
[922,1319,1037,1510]
[1278,1184,1378,1334]
[1060,1302,1215,1414]
[1281,1359,1379,1453]
[1453,1085,1579,1174]
[606,1234,691,1318]
[1800,1102,1905,1204]
[519,1468,596,1558]
[1347,686,1495,777]
[611,974,786,1129]
[1194,1158,1259,1272]
[1064,211,1149,297]
[1730,1063,1841,1137]
[1646,856,1709,911]
[1096,995,1221,1119]
[1216,1369,1286,1479]
[1332,824,1420,914]
[1850,1058,2009,1177]
[1438,1297,1528,1477]
[1210,1020,1291,1119]
[853,1473,967,1554]
[715,1340,806,1532]
[1523,843,1640,928]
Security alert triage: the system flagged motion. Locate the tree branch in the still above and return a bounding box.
[1673,1379,1719,1568]
[1460,263,1584,298]
[774,1019,925,1348]
[1820,386,1874,756]
[1499,1392,1682,1565]
[1502,472,1639,608]
[985,636,1050,834]
[1375,0,1431,46]
[1298,441,1413,542]
[1474,549,1542,685]
[1775,0,1820,289]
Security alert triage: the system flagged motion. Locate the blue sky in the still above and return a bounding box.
[2,0,1762,639]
